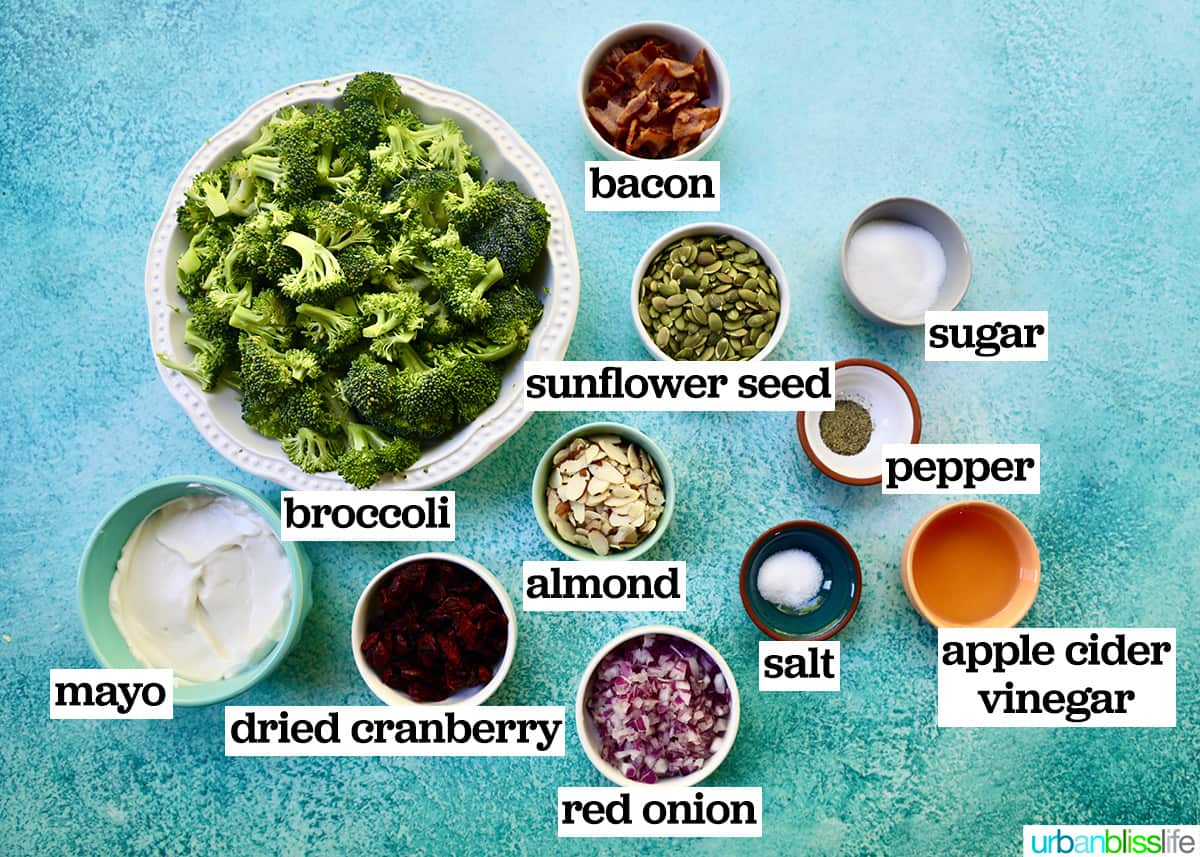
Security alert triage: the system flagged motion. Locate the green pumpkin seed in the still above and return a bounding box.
[756,330,773,349]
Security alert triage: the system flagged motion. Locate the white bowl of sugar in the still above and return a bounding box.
[839,197,971,327]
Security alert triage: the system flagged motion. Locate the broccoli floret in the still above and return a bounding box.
[296,298,362,354]
[423,334,518,365]
[440,355,501,422]
[480,282,544,349]
[450,179,550,280]
[359,291,425,360]
[282,427,343,473]
[229,289,293,347]
[389,344,459,439]
[342,353,397,424]
[298,201,374,251]
[279,231,348,303]
[223,159,267,217]
[245,130,317,205]
[341,72,406,147]
[307,105,349,185]
[337,244,389,290]
[421,296,465,342]
[426,120,481,176]
[177,169,231,231]
[386,168,458,229]
[426,227,505,323]
[241,105,313,157]
[229,207,294,281]
[238,333,321,405]
[177,223,232,301]
[156,299,237,391]
[336,422,420,488]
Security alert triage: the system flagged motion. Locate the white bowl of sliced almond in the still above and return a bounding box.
[531,422,675,560]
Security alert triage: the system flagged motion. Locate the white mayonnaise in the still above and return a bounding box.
[109,493,292,683]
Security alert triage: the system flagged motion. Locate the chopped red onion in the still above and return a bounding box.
[586,633,732,783]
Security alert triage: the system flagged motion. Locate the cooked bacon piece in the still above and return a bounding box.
[624,118,640,151]
[630,126,673,157]
[672,106,721,141]
[589,65,625,94]
[588,99,625,138]
[586,84,613,107]
[636,57,694,89]
[693,47,712,100]
[617,91,649,126]
[615,41,659,81]
[663,90,697,114]
[637,98,660,125]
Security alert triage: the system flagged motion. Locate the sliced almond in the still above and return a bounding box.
[570,501,585,524]
[592,462,625,484]
[597,438,629,464]
[552,447,571,466]
[558,473,587,501]
[587,476,610,495]
[583,443,604,463]
[645,484,665,506]
[587,530,610,556]
[560,456,589,475]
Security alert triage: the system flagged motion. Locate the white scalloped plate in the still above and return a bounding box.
[146,73,579,490]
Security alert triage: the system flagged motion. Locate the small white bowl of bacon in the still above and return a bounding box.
[578,21,729,161]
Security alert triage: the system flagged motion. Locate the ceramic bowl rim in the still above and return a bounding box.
[574,624,740,787]
[796,357,922,485]
[739,519,863,641]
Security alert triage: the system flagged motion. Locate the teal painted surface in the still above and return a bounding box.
[2,0,1197,854]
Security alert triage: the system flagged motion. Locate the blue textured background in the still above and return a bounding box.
[2,1,1197,854]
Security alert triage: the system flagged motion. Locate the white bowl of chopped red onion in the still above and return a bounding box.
[575,625,740,786]
[578,21,730,161]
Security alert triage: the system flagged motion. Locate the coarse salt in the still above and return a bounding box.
[756,548,825,610]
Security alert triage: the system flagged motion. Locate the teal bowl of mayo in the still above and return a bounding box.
[78,475,312,707]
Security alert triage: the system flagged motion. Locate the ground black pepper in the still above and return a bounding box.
[819,400,873,455]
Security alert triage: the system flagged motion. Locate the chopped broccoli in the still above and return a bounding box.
[337,244,389,289]
[427,227,505,323]
[176,223,232,301]
[359,291,425,360]
[336,422,420,488]
[282,427,343,473]
[238,333,321,405]
[229,289,294,348]
[450,179,550,280]
[178,169,230,231]
[230,208,294,281]
[296,298,362,354]
[480,282,544,349]
[245,129,317,205]
[341,72,405,148]
[279,230,348,302]
[299,200,374,251]
[156,299,237,391]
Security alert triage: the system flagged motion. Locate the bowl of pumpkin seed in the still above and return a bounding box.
[631,222,790,361]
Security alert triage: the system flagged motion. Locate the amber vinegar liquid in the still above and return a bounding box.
[911,505,1020,624]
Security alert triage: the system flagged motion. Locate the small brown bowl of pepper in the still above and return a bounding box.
[352,553,517,706]
[578,21,729,160]
[797,358,922,485]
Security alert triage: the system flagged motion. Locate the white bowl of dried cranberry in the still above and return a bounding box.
[575,625,740,786]
[352,553,517,706]
[578,21,730,161]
